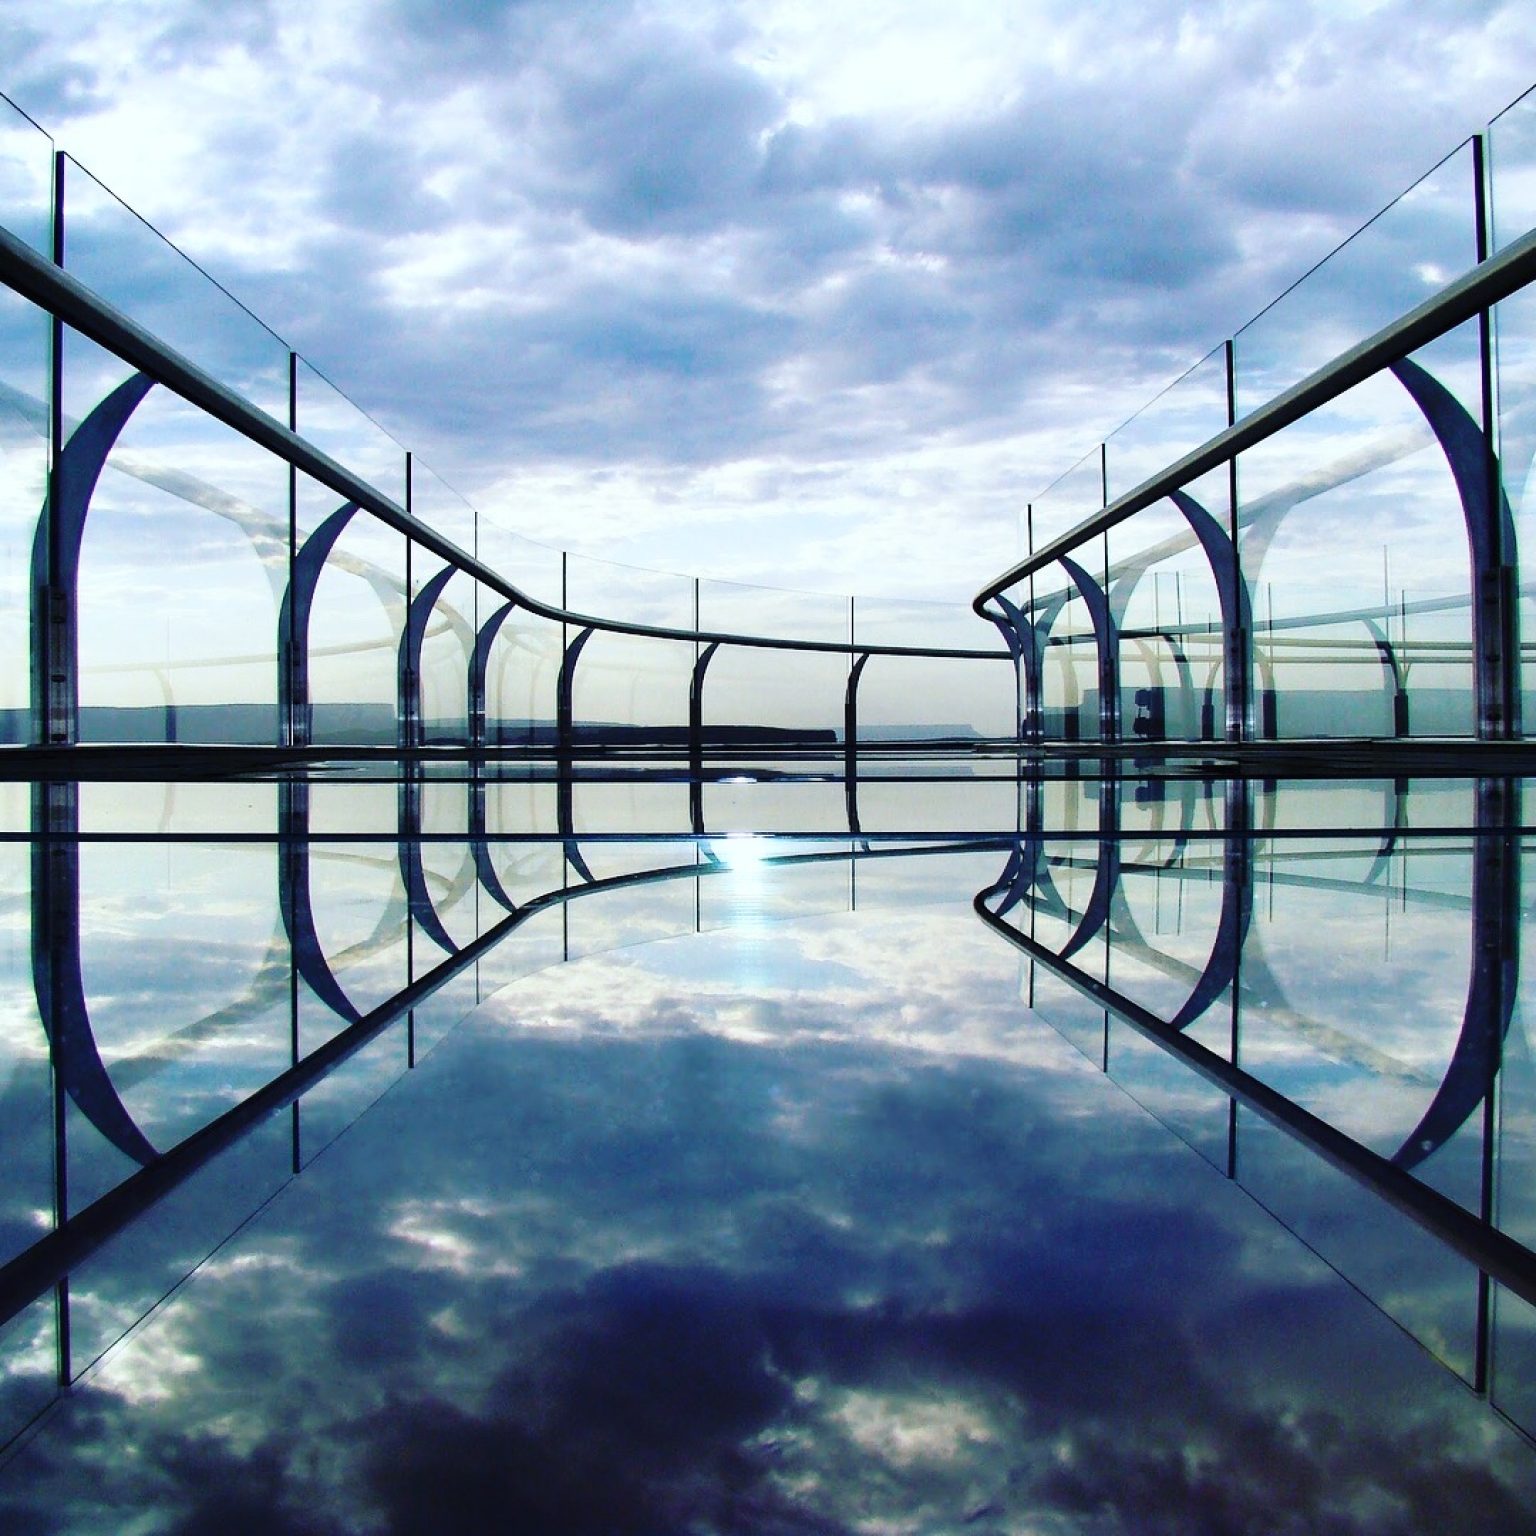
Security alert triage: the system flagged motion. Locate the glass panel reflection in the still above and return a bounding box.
[0,760,1533,1527]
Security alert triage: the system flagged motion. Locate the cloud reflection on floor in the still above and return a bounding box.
[3,901,1534,1534]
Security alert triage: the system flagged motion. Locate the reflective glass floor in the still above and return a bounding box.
[2,756,1536,1532]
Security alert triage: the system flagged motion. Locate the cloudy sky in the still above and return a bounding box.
[4,0,1536,601]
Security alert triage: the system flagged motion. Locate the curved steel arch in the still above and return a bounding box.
[399,563,460,749]
[469,598,518,749]
[278,499,362,747]
[31,370,157,742]
[1056,555,1118,742]
[1390,355,1520,739]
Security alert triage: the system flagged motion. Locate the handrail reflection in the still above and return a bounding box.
[974,775,1531,1342]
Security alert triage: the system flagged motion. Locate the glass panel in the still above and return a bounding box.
[1488,82,1536,254]
[696,575,847,646]
[702,646,845,745]
[59,158,288,419]
[294,366,407,748]
[851,599,1013,742]
[1490,88,1536,731]
[1233,141,1479,416]
[1040,537,1107,742]
[1239,330,1480,739]
[1109,470,1229,742]
[569,632,691,743]
[564,552,693,633]
[476,512,563,612]
[72,371,287,744]
[0,98,51,745]
[1104,347,1229,502]
[409,462,478,746]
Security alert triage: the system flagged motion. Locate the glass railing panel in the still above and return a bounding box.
[702,645,846,746]
[63,1110,292,1381]
[564,551,693,633]
[294,1025,408,1170]
[471,904,565,1013]
[849,597,991,653]
[1490,89,1536,729]
[415,566,475,745]
[1025,963,1106,1067]
[1039,539,1106,742]
[408,960,482,1064]
[0,1295,57,1458]
[0,92,52,258]
[848,652,1013,743]
[569,631,691,742]
[300,500,406,746]
[1107,835,1230,1023]
[292,358,404,505]
[849,845,1002,914]
[1238,333,1480,738]
[696,575,847,646]
[1104,347,1229,502]
[476,511,563,612]
[699,774,850,836]
[1239,837,1485,1218]
[1108,470,1229,742]
[1235,1088,1481,1380]
[293,366,407,747]
[1029,444,1102,556]
[1489,83,1536,254]
[482,605,561,747]
[60,838,290,1213]
[59,157,289,421]
[1233,140,1479,416]
[1106,1011,1233,1175]
[70,378,287,744]
[300,834,409,1017]
[849,775,1016,836]
[410,462,479,745]
[0,840,50,1273]
[0,98,52,744]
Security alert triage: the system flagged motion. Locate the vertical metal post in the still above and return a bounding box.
[36,151,72,746]
[1472,134,1521,740]
[1224,337,1250,742]
[1025,503,1037,740]
[1099,445,1116,741]
[399,451,415,750]
[282,351,300,748]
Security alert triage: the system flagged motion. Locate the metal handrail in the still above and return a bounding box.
[0,224,1008,663]
[974,225,1536,618]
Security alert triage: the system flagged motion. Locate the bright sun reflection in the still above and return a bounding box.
[712,834,772,868]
